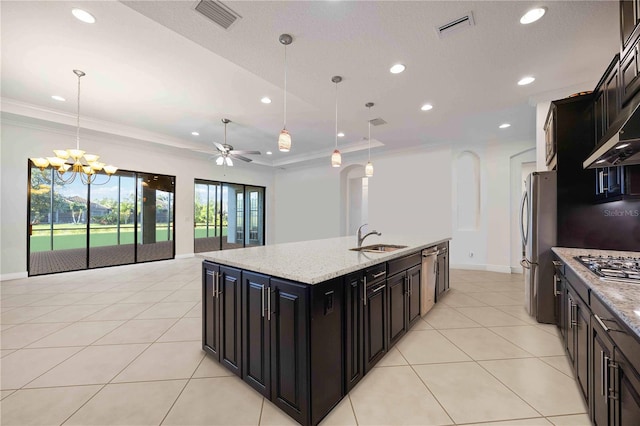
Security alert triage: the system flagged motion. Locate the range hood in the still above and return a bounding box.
[584,97,640,169]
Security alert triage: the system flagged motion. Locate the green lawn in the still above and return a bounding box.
[30,223,227,252]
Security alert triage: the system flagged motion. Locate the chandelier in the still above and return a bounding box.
[30,70,118,185]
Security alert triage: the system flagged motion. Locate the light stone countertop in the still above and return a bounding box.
[552,247,640,340]
[197,235,450,285]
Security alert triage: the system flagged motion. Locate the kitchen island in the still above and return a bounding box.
[199,235,450,426]
[552,247,640,425]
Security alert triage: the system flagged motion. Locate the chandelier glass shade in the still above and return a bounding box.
[30,70,118,185]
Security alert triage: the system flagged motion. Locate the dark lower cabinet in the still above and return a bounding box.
[364,279,387,374]
[566,284,589,402]
[406,265,421,328]
[202,262,241,377]
[387,272,407,348]
[344,272,364,393]
[592,315,614,426]
[242,271,270,397]
[615,349,640,426]
[436,243,449,301]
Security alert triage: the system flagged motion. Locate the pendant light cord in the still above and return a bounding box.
[76,72,81,150]
[335,82,338,149]
[283,44,287,130]
[367,106,372,161]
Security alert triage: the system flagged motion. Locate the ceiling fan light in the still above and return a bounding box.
[278,129,291,152]
[216,156,224,166]
[365,161,374,177]
[225,157,233,167]
[331,149,342,167]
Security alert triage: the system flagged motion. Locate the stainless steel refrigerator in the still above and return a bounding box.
[519,171,557,324]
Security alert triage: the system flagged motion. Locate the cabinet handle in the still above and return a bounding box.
[600,350,606,398]
[364,276,367,306]
[604,355,610,400]
[594,314,610,332]
[261,285,265,318]
[267,288,272,321]
[609,362,619,401]
[552,260,563,267]
[214,272,219,298]
[553,275,560,296]
[571,303,578,328]
[372,284,386,294]
[568,299,573,329]
[372,271,386,279]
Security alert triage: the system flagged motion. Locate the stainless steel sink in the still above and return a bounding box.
[350,244,408,253]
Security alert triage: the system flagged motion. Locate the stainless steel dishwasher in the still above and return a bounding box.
[421,248,438,315]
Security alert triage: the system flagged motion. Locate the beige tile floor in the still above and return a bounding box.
[0,260,591,425]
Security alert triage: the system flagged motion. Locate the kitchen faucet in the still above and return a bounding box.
[357,223,381,248]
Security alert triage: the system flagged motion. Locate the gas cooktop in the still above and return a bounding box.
[575,255,640,284]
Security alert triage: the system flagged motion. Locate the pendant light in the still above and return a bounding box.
[331,76,342,167]
[365,102,374,177]
[30,69,118,185]
[278,34,293,152]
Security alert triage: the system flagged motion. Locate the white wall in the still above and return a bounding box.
[451,139,536,272]
[0,118,275,278]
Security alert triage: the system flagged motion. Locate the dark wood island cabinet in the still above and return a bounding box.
[200,236,450,425]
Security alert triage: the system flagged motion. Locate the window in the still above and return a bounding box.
[194,180,265,252]
[28,163,175,276]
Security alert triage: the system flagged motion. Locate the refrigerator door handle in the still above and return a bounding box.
[519,190,529,247]
[520,258,532,269]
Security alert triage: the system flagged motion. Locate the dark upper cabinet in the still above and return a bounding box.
[344,271,364,393]
[621,0,640,54]
[202,263,242,377]
[621,37,640,105]
[595,56,621,144]
[242,271,270,397]
[545,108,557,167]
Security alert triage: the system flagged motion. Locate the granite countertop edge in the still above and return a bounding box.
[552,247,640,340]
[197,235,450,285]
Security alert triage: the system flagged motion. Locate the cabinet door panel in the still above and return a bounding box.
[616,349,640,426]
[575,304,589,402]
[364,283,387,373]
[407,265,421,329]
[242,271,270,397]
[203,263,219,360]
[344,273,363,392]
[566,291,576,364]
[592,324,613,426]
[387,273,407,348]
[220,266,242,376]
[270,279,308,424]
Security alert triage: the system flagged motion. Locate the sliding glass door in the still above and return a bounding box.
[194,180,265,253]
[28,163,175,276]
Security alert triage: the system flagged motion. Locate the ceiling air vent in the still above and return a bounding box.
[435,12,475,38]
[195,0,241,30]
[369,118,387,126]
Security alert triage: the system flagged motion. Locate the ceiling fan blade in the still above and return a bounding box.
[230,154,252,162]
[229,150,261,155]
[213,142,226,152]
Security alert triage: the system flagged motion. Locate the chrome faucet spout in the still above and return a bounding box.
[357,224,382,247]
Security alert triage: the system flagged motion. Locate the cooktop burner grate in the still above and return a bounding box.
[575,255,640,284]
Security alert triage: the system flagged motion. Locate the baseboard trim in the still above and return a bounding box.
[1,271,28,281]
[450,264,518,274]
[175,253,195,259]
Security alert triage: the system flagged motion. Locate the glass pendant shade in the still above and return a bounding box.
[365,161,374,177]
[30,157,50,170]
[103,165,118,175]
[278,129,291,152]
[331,149,342,167]
[53,149,70,159]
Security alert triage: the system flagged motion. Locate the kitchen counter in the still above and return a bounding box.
[552,247,640,340]
[197,235,450,284]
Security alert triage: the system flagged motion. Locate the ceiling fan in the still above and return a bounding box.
[213,118,261,167]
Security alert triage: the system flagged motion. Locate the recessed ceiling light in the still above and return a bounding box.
[191,131,200,136]
[72,8,96,24]
[616,143,630,149]
[499,123,511,129]
[337,132,345,137]
[261,97,272,104]
[518,76,535,85]
[421,104,433,111]
[51,95,66,102]
[266,151,273,155]
[520,7,546,25]
[390,64,406,74]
